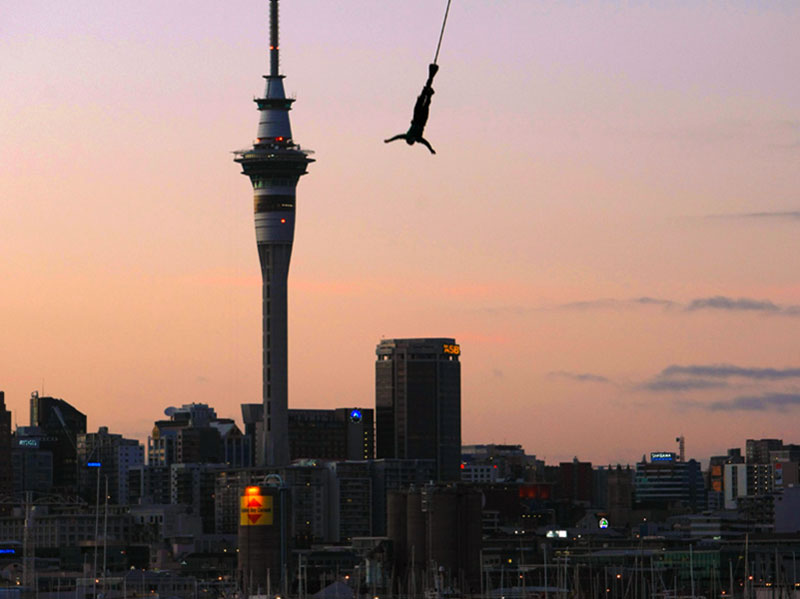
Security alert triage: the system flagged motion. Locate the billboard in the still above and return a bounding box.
[240,487,274,526]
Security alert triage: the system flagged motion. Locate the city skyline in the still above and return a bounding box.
[1,1,798,465]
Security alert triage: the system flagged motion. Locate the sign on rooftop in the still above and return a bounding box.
[650,452,676,462]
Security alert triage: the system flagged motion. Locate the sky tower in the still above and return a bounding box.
[235,0,313,467]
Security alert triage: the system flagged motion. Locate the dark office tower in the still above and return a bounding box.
[0,392,12,497]
[234,0,313,468]
[376,338,461,481]
[289,407,375,461]
[29,391,87,493]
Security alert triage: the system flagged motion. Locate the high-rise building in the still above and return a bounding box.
[170,463,222,533]
[557,457,593,504]
[12,426,54,495]
[127,464,170,505]
[234,0,313,467]
[29,391,86,493]
[289,408,374,461]
[0,392,11,497]
[606,465,634,526]
[707,448,744,509]
[326,461,373,542]
[746,438,783,464]
[210,419,252,468]
[241,404,373,462]
[375,338,461,481]
[77,426,144,504]
[634,452,706,510]
[723,461,780,510]
[148,403,249,467]
[461,444,543,483]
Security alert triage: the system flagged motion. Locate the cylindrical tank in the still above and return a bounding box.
[457,488,483,592]
[387,490,408,569]
[237,484,285,596]
[429,488,459,575]
[406,490,426,569]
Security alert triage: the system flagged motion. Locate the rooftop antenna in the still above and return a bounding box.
[676,435,685,462]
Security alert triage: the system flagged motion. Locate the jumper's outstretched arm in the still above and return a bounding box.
[384,133,408,144]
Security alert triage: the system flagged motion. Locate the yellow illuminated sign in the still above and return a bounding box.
[240,493,273,526]
[443,344,460,355]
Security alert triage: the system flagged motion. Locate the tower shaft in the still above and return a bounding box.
[235,0,313,467]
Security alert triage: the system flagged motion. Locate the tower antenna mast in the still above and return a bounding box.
[270,0,280,77]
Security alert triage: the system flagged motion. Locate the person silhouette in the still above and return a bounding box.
[384,64,439,154]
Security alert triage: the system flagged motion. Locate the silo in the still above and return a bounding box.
[387,490,408,569]
[457,487,483,592]
[237,484,286,596]
[429,488,459,575]
[406,489,427,569]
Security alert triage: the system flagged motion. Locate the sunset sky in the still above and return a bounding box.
[2,0,798,465]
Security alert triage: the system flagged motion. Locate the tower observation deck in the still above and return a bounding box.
[234,0,313,467]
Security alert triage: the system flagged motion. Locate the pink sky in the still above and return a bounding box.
[2,0,799,465]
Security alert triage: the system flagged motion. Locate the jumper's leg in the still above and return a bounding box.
[418,137,436,155]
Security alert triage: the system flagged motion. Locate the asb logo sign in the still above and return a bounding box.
[240,487,274,526]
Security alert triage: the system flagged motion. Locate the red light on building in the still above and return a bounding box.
[519,483,552,500]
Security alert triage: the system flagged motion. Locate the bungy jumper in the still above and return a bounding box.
[384,0,452,155]
[384,64,439,154]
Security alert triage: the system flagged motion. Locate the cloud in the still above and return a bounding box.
[685,296,800,316]
[556,295,798,316]
[549,371,610,383]
[686,296,782,313]
[483,295,800,317]
[661,364,800,381]
[707,393,800,412]
[641,378,728,392]
[560,295,800,317]
[556,297,676,311]
[480,299,643,314]
[706,210,800,222]
[481,306,530,316]
[558,299,627,310]
[642,363,800,394]
[632,297,678,308]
